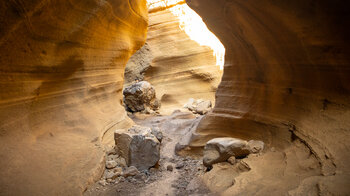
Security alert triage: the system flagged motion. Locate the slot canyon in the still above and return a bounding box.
[0,0,349,195]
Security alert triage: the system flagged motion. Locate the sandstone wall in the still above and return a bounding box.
[188,0,350,194]
[0,0,147,195]
[125,6,222,114]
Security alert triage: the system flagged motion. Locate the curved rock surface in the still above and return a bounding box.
[0,0,147,195]
[125,5,223,114]
[187,0,350,195]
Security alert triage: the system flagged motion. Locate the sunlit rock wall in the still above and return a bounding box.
[0,0,147,195]
[125,5,222,114]
[188,0,350,194]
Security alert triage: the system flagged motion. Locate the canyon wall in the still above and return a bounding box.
[125,5,222,114]
[187,0,350,194]
[0,0,147,195]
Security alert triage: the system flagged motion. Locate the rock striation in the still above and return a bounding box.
[0,0,148,195]
[186,0,350,195]
[125,4,223,114]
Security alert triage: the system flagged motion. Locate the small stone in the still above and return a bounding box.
[107,154,119,161]
[248,140,264,153]
[112,167,123,176]
[118,176,125,182]
[175,162,184,169]
[151,127,163,143]
[98,179,107,186]
[149,168,157,173]
[106,160,118,169]
[135,173,147,181]
[107,179,114,183]
[227,156,236,165]
[123,166,139,177]
[115,157,127,168]
[271,147,276,152]
[105,171,119,180]
[167,165,173,171]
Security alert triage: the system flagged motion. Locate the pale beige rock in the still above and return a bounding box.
[0,0,147,195]
[142,9,223,114]
[123,166,140,177]
[194,100,212,115]
[203,137,250,167]
[248,140,264,154]
[106,161,118,169]
[184,98,212,115]
[227,156,236,165]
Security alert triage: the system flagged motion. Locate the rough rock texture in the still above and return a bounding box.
[0,0,147,195]
[203,137,250,167]
[123,81,160,112]
[187,0,350,195]
[114,125,160,170]
[124,43,152,86]
[184,98,212,115]
[126,5,223,114]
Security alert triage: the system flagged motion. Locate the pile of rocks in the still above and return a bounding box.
[183,98,212,115]
[99,152,143,185]
[99,125,163,186]
[203,137,264,167]
[123,81,160,114]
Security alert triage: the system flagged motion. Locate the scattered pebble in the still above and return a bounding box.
[167,165,173,171]
[106,160,117,169]
[175,162,184,169]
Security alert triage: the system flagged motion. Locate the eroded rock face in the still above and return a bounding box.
[126,6,223,114]
[0,0,148,195]
[114,125,161,170]
[123,81,160,113]
[187,0,350,195]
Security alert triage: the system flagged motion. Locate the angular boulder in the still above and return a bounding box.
[114,125,160,170]
[203,137,250,167]
[123,81,160,112]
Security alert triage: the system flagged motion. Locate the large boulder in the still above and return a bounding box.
[123,81,160,113]
[203,137,265,167]
[114,125,161,170]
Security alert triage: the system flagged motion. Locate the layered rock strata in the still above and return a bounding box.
[0,0,148,195]
[125,4,223,114]
[186,0,350,195]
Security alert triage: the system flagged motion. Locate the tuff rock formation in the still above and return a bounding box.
[0,0,148,195]
[185,0,350,195]
[0,0,350,195]
[125,4,223,114]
